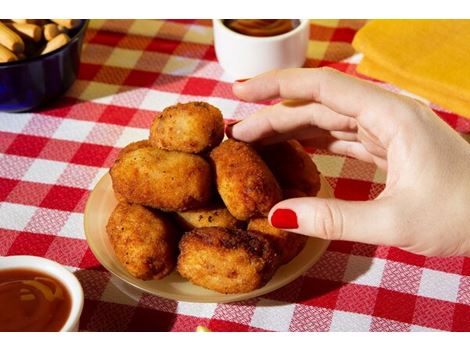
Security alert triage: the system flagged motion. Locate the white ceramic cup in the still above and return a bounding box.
[0,255,84,332]
[213,19,310,80]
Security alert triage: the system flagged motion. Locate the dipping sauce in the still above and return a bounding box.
[223,19,300,37]
[0,269,71,332]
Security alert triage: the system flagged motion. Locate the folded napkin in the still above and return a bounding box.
[352,20,470,118]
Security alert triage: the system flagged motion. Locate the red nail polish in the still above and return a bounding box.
[235,78,249,83]
[271,208,298,229]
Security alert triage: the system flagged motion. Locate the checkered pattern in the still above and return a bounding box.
[1,19,469,332]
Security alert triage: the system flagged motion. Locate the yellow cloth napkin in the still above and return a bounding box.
[352,20,470,118]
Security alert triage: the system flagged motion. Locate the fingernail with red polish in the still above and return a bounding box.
[235,78,250,83]
[271,208,298,229]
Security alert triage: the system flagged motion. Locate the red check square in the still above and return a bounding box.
[123,70,159,88]
[463,258,470,276]
[6,134,49,158]
[71,143,113,167]
[387,247,426,267]
[182,77,218,96]
[452,304,470,332]
[146,37,180,54]
[298,277,343,309]
[202,46,216,61]
[78,63,102,81]
[99,105,138,126]
[40,185,87,211]
[89,29,125,47]
[373,288,417,324]
[209,319,250,332]
[334,178,373,200]
[128,307,178,332]
[8,232,55,257]
[0,177,19,201]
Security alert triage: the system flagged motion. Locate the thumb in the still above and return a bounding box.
[268,197,399,247]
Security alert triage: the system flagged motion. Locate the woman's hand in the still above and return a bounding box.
[229,67,470,257]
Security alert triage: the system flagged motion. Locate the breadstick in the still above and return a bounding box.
[0,43,17,62]
[6,23,42,42]
[44,23,60,41]
[50,19,80,29]
[0,22,24,53]
[40,33,70,55]
[11,19,46,25]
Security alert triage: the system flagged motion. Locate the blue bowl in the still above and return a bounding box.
[0,20,88,112]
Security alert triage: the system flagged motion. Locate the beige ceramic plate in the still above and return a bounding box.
[84,173,332,303]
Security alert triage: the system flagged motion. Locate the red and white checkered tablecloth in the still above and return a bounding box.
[1,19,470,332]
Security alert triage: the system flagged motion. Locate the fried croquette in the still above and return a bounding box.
[110,146,212,211]
[258,139,321,197]
[150,101,225,154]
[248,217,307,264]
[176,205,245,231]
[107,202,179,280]
[210,139,282,221]
[116,140,151,160]
[177,227,280,293]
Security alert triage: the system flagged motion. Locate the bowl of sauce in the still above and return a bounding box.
[0,256,84,332]
[213,19,310,79]
[223,19,300,37]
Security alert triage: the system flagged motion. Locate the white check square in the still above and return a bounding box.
[115,127,150,148]
[343,256,386,287]
[330,311,372,331]
[53,119,95,142]
[79,82,121,104]
[250,299,296,331]
[139,90,180,112]
[206,97,239,119]
[162,56,199,76]
[410,324,443,332]
[22,159,67,184]
[177,302,217,318]
[0,203,36,231]
[105,48,143,69]
[0,112,31,133]
[59,212,85,240]
[418,268,461,302]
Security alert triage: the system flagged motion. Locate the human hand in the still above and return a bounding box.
[229,68,470,257]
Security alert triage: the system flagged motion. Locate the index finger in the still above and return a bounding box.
[233,67,401,116]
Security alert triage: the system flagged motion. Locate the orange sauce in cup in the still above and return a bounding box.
[0,268,71,332]
[223,19,300,37]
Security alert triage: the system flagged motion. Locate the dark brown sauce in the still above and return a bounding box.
[0,268,71,332]
[223,19,300,37]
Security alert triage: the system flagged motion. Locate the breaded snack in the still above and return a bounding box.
[210,139,282,220]
[149,101,224,154]
[110,146,212,211]
[177,227,280,294]
[176,205,245,231]
[116,140,151,160]
[258,139,321,197]
[248,217,307,264]
[107,202,179,280]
